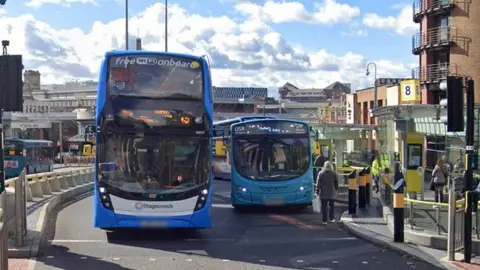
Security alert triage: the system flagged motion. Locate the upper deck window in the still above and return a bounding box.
[108,55,203,100]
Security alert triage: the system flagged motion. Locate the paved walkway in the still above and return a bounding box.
[7,166,92,268]
[340,195,480,270]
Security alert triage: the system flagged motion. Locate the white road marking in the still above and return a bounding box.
[212,203,233,208]
[49,240,106,243]
[49,238,236,243]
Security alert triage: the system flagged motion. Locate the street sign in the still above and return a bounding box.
[399,79,420,103]
[318,106,329,120]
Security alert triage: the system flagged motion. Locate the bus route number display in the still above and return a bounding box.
[233,122,307,135]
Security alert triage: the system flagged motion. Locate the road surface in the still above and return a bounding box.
[29,180,440,269]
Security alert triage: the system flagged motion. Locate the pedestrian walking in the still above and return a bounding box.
[315,161,339,225]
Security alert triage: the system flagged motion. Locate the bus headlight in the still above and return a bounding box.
[97,185,113,211]
[194,188,209,211]
[299,186,304,191]
[237,187,247,192]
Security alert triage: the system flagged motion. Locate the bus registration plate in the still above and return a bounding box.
[4,160,18,169]
[140,221,167,228]
[264,197,284,206]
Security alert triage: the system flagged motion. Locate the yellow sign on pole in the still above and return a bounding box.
[318,106,329,120]
[399,79,421,103]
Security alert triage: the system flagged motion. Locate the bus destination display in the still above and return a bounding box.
[233,122,307,135]
[115,108,195,127]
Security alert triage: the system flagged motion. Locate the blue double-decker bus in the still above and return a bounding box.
[94,51,213,229]
[230,119,314,211]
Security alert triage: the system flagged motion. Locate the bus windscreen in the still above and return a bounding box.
[233,137,310,181]
[108,55,203,99]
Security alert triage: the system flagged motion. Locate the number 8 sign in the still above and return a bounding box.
[404,84,412,98]
[400,80,420,102]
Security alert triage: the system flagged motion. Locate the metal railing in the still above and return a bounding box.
[0,167,94,268]
[412,63,462,83]
[413,0,454,22]
[380,173,470,253]
[412,26,452,53]
[412,26,471,54]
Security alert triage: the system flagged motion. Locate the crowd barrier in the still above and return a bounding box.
[0,167,94,268]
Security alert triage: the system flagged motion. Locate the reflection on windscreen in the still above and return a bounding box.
[233,137,310,181]
[108,55,203,99]
[97,135,209,195]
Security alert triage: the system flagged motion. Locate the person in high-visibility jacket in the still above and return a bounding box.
[372,151,384,193]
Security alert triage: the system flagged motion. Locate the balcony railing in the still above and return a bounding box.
[412,26,457,54]
[412,63,462,83]
[413,0,454,23]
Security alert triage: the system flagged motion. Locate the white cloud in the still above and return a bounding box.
[25,0,98,8]
[362,5,418,35]
[235,0,360,25]
[341,21,368,37]
[0,3,412,93]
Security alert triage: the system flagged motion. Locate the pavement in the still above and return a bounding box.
[340,193,480,270]
[11,180,441,270]
[6,166,93,268]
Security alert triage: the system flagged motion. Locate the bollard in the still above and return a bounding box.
[365,166,371,206]
[358,168,366,209]
[15,170,25,247]
[348,170,357,215]
[393,178,405,242]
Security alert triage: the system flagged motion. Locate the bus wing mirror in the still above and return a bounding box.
[214,129,224,137]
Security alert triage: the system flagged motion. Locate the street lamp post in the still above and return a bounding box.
[125,0,129,50]
[366,62,378,109]
[165,0,168,52]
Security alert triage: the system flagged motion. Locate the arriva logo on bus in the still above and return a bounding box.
[115,57,200,69]
[134,202,174,210]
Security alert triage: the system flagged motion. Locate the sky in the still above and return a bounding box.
[0,0,419,96]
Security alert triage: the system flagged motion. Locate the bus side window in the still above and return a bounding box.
[42,147,54,160]
[26,148,35,162]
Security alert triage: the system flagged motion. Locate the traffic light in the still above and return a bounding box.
[439,76,464,132]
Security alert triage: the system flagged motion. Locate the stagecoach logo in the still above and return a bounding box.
[115,57,200,69]
[134,202,174,210]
